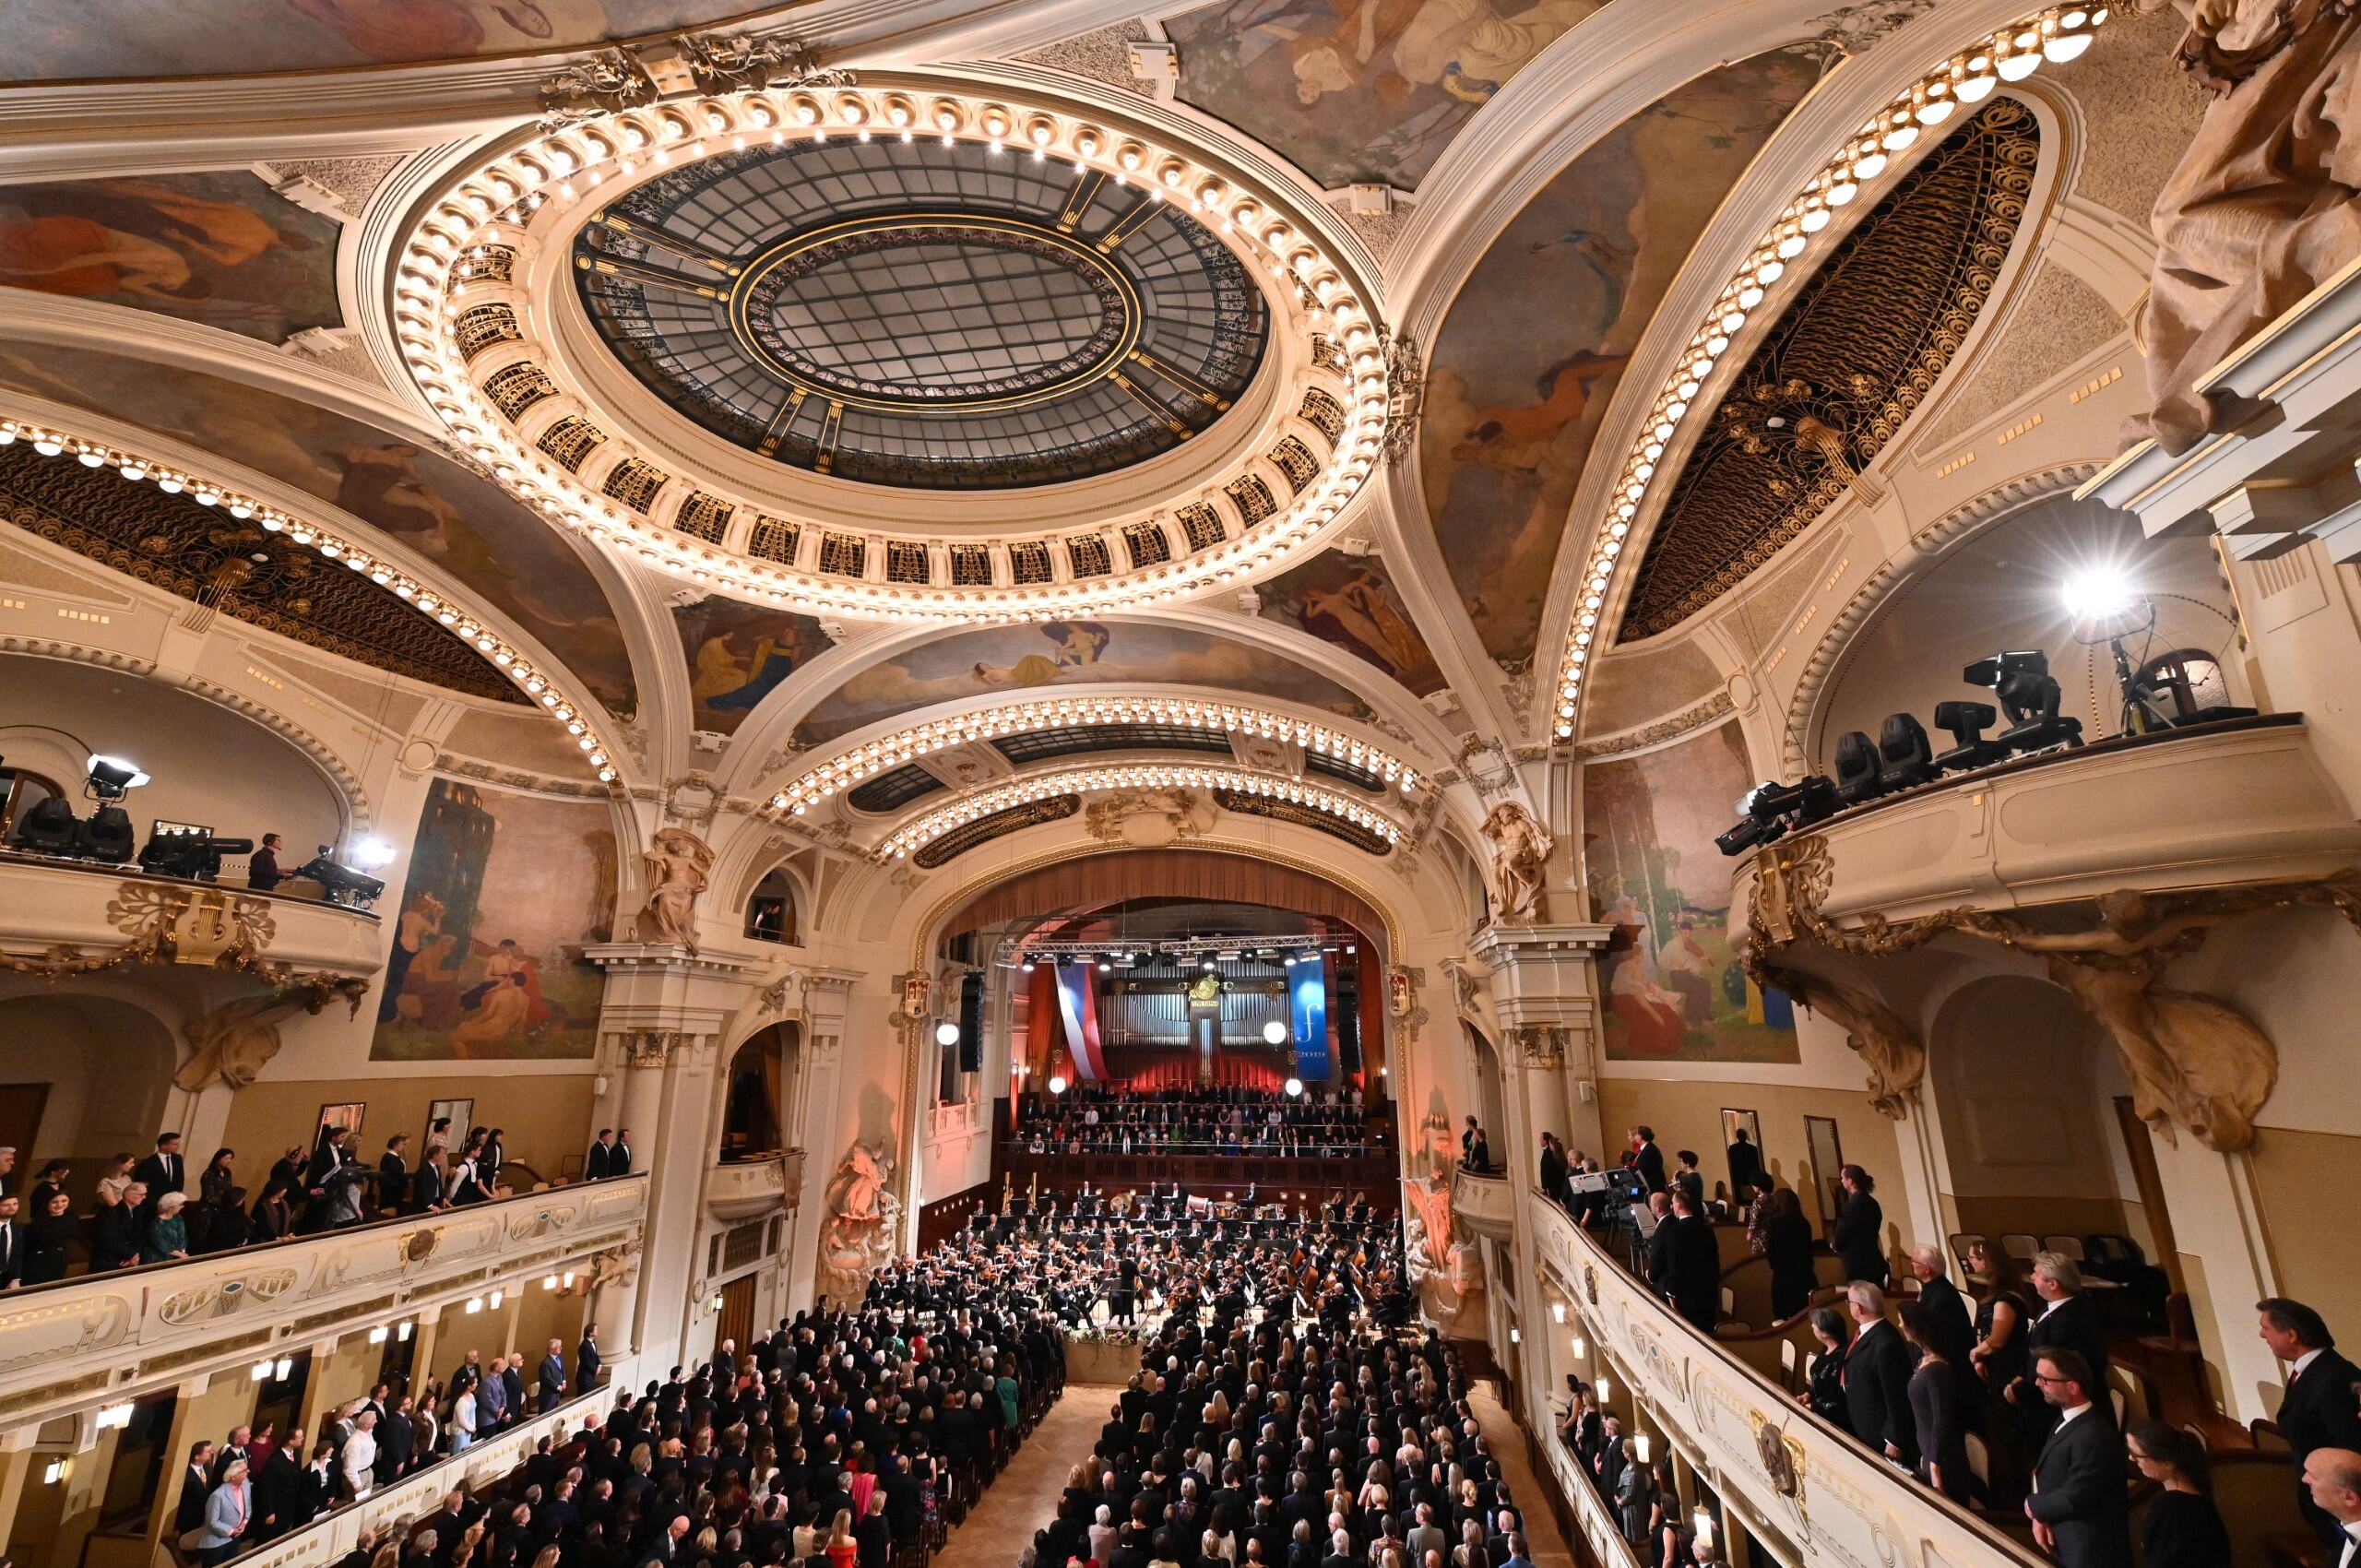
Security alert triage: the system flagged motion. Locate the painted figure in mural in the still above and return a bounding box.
[1294,564,1428,678]
[635,827,714,953]
[971,621,1112,689]
[692,628,802,713]
[2140,0,2361,453]
[378,891,445,1024]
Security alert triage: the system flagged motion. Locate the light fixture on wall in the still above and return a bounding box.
[1634,1434,1652,1464]
[250,1360,272,1382]
[1047,1075,1067,1096]
[397,1321,413,1341]
[709,1292,724,1312]
[1262,1020,1287,1046]
[466,1296,484,1313]
[542,1275,560,1291]
[1572,1336,1585,1359]
[350,836,397,870]
[1596,1376,1611,1401]
[1508,1326,1520,1345]
[1692,1508,1715,1547]
[95,1404,133,1431]
[42,1459,66,1486]
[489,1288,504,1310]
[1284,1077,1304,1098]
[935,1022,960,1048]
[1550,1301,1565,1324]
[369,1325,389,1345]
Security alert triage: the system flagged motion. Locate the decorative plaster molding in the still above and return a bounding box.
[1575,690,1738,758]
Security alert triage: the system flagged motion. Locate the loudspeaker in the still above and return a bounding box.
[1335,974,1361,1077]
[958,971,983,1073]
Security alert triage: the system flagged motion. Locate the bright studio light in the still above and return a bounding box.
[2060,568,2138,623]
[1047,1075,1067,1096]
[934,1021,959,1047]
[1284,1076,1304,1098]
[350,836,397,869]
[1262,1020,1288,1046]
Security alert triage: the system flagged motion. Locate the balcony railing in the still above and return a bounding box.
[1450,1163,1513,1242]
[0,1174,647,1426]
[0,850,385,976]
[706,1147,805,1220]
[1526,1185,2047,1568]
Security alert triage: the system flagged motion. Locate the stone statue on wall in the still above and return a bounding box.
[1972,891,2278,1151]
[635,826,714,954]
[1478,802,1552,923]
[172,975,372,1092]
[1401,1174,1486,1335]
[1771,967,1927,1119]
[2138,0,2361,453]
[1083,786,1218,847]
[818,1139,902,1303]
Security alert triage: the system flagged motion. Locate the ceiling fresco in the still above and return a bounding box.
[0,2,786,82]
[791,620,1374,746]
[1252,548,1448,696]
[0,172,343,344]
[1163,0,1605,189]
[0,341,642,719]
[674,594,838,737]
[1416,50,1821,668]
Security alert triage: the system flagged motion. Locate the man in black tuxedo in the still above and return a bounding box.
[410,1148,449,1214]
[252,1427,306,1541]
[376,1134,409,1215]
[2260,1298,2361,1557]
[2017,1253,2109,1436]
[578,1327,602,1393]
[134,1132,185,1218]
[1840,1282,1917,1467]
[174,1442,217,1538]
[2023,1349,2130,1568]
[1726,1127,1764,1203]
[586,1129,615,1181]
[611,1128,634,1177]
[1628,1126,1667,1194]
[1643,1193,1679,1299]
[1667,1189,1723,1334]
[0,1196,23,1289]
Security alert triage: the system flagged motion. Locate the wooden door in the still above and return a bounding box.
[714,1274,756,1364]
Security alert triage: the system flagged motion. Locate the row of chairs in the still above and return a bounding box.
[917,1359,1066,1563]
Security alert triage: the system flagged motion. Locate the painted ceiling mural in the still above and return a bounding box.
[674,595,837,737]
[793,620,1374,746]
[0,172,342,344]
[0,2,779,82]
[0,341,641,719]
[1253,548,1448,695]
[1418,50,1821,667]
[1163,0,1605,189]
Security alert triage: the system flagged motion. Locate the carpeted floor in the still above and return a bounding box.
[939,1384,1126,1567]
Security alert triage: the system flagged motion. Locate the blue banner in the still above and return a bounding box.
[1288,954,1330,1083]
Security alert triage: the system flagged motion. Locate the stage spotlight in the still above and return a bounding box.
[83,754,148,800]
[1876,712,1937,791]
[78,803,136,863]
[2060,568,2138,624]
[7,794,79,855]
[1047,1075,1068,1096]
[1262,1020,1287,1046]
[1930,700,2006,772]
[1096,956,1111,973]
[1832,731,1883,807]
[1713,775,1838,856]
[1284,1076,1304,1098]
[350,836,397,870]
[1964,650,2083,752]
[1020,957,1036,972]
[1200,957,1216,971]
[288,844,386,909]
[934,1021,959,1048]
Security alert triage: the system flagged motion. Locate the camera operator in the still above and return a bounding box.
[247,833,286,893]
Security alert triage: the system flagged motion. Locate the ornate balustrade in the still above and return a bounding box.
[1450,1164,1514,1243]
[232,1352,641,1568]
[706,1148,805,1220]
[1529,1187,2046,1568]
[1736,716,2357,933]
[0,850,384,979]
[0,1175,647,1426]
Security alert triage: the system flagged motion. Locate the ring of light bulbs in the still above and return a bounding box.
[770,693,1418,816]
[392,80,1390,622]
[0,411,623,785]
[873,762,1406,861]
[1549,5,2106,741]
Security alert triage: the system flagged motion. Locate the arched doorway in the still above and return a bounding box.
[718,1024,796,1162]
[0,993,177,1210]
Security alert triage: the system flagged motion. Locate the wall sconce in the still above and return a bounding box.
[1550,1301,1566,1324]
[542,1275,560,1291]
[1596,1377,1611,1401]
[563,1271,576,1289]
[1692,1508,1714,1546]
[1572,1336,1585,1359]
[1635,1434,1652,1464]
[96,1404,133,1431]
[42,1459,67,1486]
[465,1296,483,1313]
[368,1325,389,1345]
[1508,1327,1520,1345]
[275,1358,291,1381]
[709,1292,724,1312]
[250,1360,272,1382]
[489,1288,504,1310]
[397,1321,413,1341]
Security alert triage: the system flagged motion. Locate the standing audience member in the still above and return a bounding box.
[22,1190,74,1284]
[1665,1190,1721,1335]
[92,1181,146,1268]
[1726,1127,1763,1204]
[2125,1420,2229,1568]
[1799,1308,1852,1432]
[1831,1166,1887,1287]
[2016,1254,2109,1437]
[1761,1189,1818,1322]
[540,1336,568,1412]
[196,1458,252,1565]
[1841,1283,1916,1467]
[2023,1349,2129,1568]
[144,1191,193,1263]
[134,1132,185,1215]
[1899,1301,1969,1502]
[376,1134,410,1214]
[1627,1127,1667,1194]
[1671,1152,1704,1210]
[2299,1449,2361,1568]
[587,1129,616,1181]
[2259,1298,2361,1560]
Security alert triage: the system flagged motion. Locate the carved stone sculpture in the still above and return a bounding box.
[538,47,658,127]
[1083,786,1217,847]
[1401,1175,1486,1335]
[1478,802,1552,923]
[2138,0,2361,453]
[634,826,714,953]
[1771,968,1926,1119]
[1973,892,2278,1151]
[817,1139,902,1303]
[173,975,372,1092]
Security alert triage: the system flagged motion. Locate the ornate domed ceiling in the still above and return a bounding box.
[575,137,1269,491]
